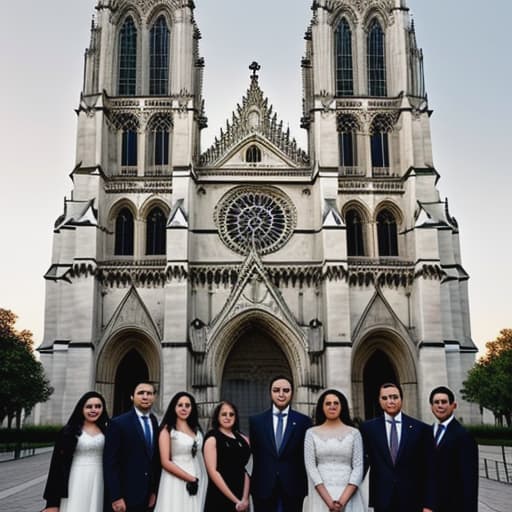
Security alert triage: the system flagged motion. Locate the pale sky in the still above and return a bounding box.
[0,0,510,354]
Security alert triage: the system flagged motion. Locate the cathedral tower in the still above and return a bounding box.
[40,0,479,425]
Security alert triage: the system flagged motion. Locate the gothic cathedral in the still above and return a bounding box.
[39,0,479,425]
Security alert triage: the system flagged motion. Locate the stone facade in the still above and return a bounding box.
[39,0,479,425]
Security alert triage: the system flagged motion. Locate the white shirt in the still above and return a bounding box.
[384,411,402,446]
[135,408,153,446]
[434,414,454,444]
[272,404,290,438]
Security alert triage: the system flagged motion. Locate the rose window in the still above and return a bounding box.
[215,187,296,255]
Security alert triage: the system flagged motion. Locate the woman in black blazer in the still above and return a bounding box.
[42,391,109,512]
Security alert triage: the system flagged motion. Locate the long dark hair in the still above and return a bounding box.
[314,389,354,427]
[160,391,201,433]
[209,400,241,433]
[64,391,109,436]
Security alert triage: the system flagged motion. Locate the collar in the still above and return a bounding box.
[272,404,290,416]
[134,407,151,418]
[384,411,402,423]
[438,414,455,428]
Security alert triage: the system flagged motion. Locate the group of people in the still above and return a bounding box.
[42,377,478,512]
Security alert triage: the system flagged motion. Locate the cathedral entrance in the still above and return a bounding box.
[363,349,398,419]
[221,328,291,432]
[113,349,149,416]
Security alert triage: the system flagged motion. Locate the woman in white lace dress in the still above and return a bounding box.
[42,391,109,512]
[154,391,207,512]
[303,389,366,512]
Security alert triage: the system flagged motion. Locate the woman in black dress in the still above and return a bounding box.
[203,400,251,511]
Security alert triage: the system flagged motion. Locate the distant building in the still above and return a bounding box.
[39,0,479,425]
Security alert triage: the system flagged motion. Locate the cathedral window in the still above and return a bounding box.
[150,16,170,96]
[118,17,137,95]
[148,114,172,173]
[146,207,166,255]
[367,19,387,96]
[377,209,398,256]
[338,114,359,170]
[371,131,389,169]
[370,114,393,174]
[346,209,365,256]
[335,18,353,96]
[121,130,138,167]
[115,208,134,256]
[154,129,169,166]
[246,145,262,163]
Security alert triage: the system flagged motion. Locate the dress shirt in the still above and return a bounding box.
[384,411,402,447]
[272,404,290,438]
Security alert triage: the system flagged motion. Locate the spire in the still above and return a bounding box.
[200,62,309,167]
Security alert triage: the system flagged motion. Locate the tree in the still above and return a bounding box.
[0,309,53,428]
[461,329,512,426]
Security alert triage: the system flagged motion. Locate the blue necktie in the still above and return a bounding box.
[275,412,287,450]
[141,415,152,450]
[387,418,399,464]
[435,423,445,446]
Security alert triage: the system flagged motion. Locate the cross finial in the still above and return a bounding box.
[249,61,261,80]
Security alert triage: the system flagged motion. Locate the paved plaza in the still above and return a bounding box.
[0,449,511,512]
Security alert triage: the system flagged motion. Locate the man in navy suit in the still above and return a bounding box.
[104,381,161,512]
[249,375,312,512]
[360,382,436,512]
[429,385,478,512]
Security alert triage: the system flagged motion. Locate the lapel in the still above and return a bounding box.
[375,415,394,466]
[263,409,278,453]
[395,413,410,463]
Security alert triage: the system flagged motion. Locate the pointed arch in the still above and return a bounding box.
[118,16,138,95]
[245,145,262,163]
[352,326,419,419]
[206,310,309,394]
[376,208,399,257]
[115,207,135,255]
[367,18,387,96]
[334,17,354,96]
[147,114,173,170]
[149,15,170,96]
[145,206,167,255]
[343,201,370,258]
[337,114,359,169]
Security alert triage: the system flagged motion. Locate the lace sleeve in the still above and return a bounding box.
[348,429,364,487]
[304,429,323,486]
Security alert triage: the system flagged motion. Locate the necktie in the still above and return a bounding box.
[275,412,287,450]
[141,415,152,450]
[388,418,399,464]
[435,423,445,446]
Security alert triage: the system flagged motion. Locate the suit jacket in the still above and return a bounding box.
[103,408,161,508]
[360,413,436,512]
[249,408,312,501]
[434,418,478,512]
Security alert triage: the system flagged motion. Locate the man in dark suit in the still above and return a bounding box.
[360,382,436,512]
[429,385,478,512]
[104,381,161,512]
[249,375,312,512]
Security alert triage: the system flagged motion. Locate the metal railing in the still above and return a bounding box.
[480,446,512,484]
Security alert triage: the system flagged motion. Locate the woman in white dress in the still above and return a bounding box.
[154,391,207,511]
[303,389,366,512]
[42,391,109,512]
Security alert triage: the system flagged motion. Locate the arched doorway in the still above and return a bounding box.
[363,349,398,419]
[221,327,291,431]
[113,349,149,416]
